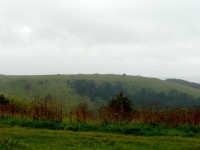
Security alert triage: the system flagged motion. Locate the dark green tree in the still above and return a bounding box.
[0,94,9,105]
[107,92,133,121]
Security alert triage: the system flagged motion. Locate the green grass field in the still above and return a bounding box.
[1,126,200,150]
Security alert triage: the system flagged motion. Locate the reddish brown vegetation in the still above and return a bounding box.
[98,100,200,127]
[0,94,63,123]
[73,102,88,123]
[0,93,200,127]
[133,105,200,127]
[71,102,95,123]
[30,95,63,123]
[99,93,133,124]
[72,93,200,127]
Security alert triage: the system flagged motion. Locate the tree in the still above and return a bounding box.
[24,83,31,89]
[0,94,9,105]
[123,73,126,79]
[97,82,113,100]
[106,92,133,121]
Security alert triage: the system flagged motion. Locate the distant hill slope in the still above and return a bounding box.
[1,74,200,108]
[166,79,200,90]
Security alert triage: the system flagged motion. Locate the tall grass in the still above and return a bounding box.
[0,94,64,123]
[30,95,63,123]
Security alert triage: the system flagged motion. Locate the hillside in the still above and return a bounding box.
[1,74,200,108]
[166,78,200,90]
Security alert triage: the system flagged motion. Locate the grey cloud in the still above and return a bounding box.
[0,0,200,78]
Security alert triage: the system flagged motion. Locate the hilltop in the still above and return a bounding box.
[1,74,200,108]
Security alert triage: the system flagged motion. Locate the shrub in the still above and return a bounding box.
[99,93,134,124]
[0,94,9,105]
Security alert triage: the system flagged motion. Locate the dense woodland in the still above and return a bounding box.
[71,79,200,108]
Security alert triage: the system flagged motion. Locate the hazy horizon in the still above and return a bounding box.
[1,0,200,78]
[2,73,200,83]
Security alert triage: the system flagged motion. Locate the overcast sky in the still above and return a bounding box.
[1,0,200,80]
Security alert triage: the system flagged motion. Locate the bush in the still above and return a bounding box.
[99,93,134,124]
[0,94,9,105]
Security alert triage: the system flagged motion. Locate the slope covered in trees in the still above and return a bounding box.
[71,80,200,108]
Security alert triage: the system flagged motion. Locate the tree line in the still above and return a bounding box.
[71,80,200,108]
[71,80,128,101]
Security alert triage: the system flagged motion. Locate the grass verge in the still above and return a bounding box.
[1,118,200,137]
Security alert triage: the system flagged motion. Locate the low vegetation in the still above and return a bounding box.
[0,93,200,137]
[0,94,63,123]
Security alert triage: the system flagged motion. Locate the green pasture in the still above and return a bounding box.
[0,126,200,150]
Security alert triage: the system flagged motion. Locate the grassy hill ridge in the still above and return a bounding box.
[1,74,200,108]
[166,78,200,90]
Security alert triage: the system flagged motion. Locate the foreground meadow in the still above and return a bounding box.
[1,91,200,149]
[0,126,200,150]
